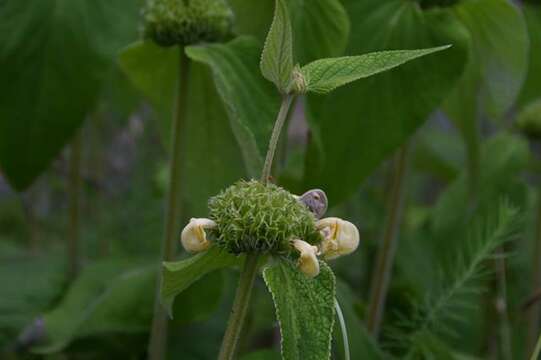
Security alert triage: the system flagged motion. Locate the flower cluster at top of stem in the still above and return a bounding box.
[180,180,361,277]
[142,0,233,47]
[208,180,322,255]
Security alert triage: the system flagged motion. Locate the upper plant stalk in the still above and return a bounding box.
[366,143,410,337]
[261,94,294,183]
[148,48,190,360]
[218,94,295,360]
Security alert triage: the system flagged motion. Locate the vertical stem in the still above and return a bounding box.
[67,132,82,279]
[218,93,294,359]
[261,94,294,183]
[148,48,190,360]
[218,254,260,360]
[528,188,541,354]
[495,251,512,360]
[335,299,350,360]
[366,143,410,337]
[531,332,541,360]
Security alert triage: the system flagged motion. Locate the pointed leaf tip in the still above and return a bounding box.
[260,0,294,92]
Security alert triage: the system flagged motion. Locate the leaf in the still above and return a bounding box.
[33,259,224,353]
[302,46,450,94]
[186,37,280,177]
[240,350,281,360]
[119,41,246,219]
[229,0,350,64]
[432,133,529,234]
[443,0,528,187]
[288,0,350,64]
[0,251,66,347]
[401,203,521,358]
[263,259,336,360]
[518,3,541,106]
[451,0,528,119]
[0,0,139,190]
[302,0,469,205]
[260,0,294,92]
[118,41,178,137]
[161,245,240,316]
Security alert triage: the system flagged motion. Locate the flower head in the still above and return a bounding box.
[208,180,322,255]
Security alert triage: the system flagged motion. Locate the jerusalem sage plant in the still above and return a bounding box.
[161,0,450,359]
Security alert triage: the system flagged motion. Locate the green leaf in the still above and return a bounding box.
[33,259,224,353]
[263,259,336,360]
[0,0,139,190]
[302,46,450,94]
[288,0,350,64]
[452,0,528,119]
[260,0,294,92]
[443,0,528,188]
[230,0,350,64]
[186,37,280,177]
[119,41,246,219]
[118,41,178,137]
[302,0,469,205]
[0,251,66,347]
[161,246,240,316]
[240,350,281,360]
[432,133,529,234]
[518,3,541,106]
[402,203,521,358]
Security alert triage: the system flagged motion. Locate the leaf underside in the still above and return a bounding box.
[161,245,240,316]
[263,259,336,360]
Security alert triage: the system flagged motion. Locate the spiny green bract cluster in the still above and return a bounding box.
[142,0,234,47]
[208,180,322,255]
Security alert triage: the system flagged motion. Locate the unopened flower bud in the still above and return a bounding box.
[288,65,307,94]
[316,217,359,260]
[295,189,328,219]
[181,218,216,253]
[292,239,320,277]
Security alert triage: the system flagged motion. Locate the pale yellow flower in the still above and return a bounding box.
[180,218,216,253]
[316,217,359,260]
[292,239,320,278]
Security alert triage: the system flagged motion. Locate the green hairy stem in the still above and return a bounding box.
[218,254,260,360]
[260,94,294,183]
[219,93,295,360]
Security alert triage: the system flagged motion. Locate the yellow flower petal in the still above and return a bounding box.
[292,239,320,277]
[316,217,359,260]
[180,218,216,253]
